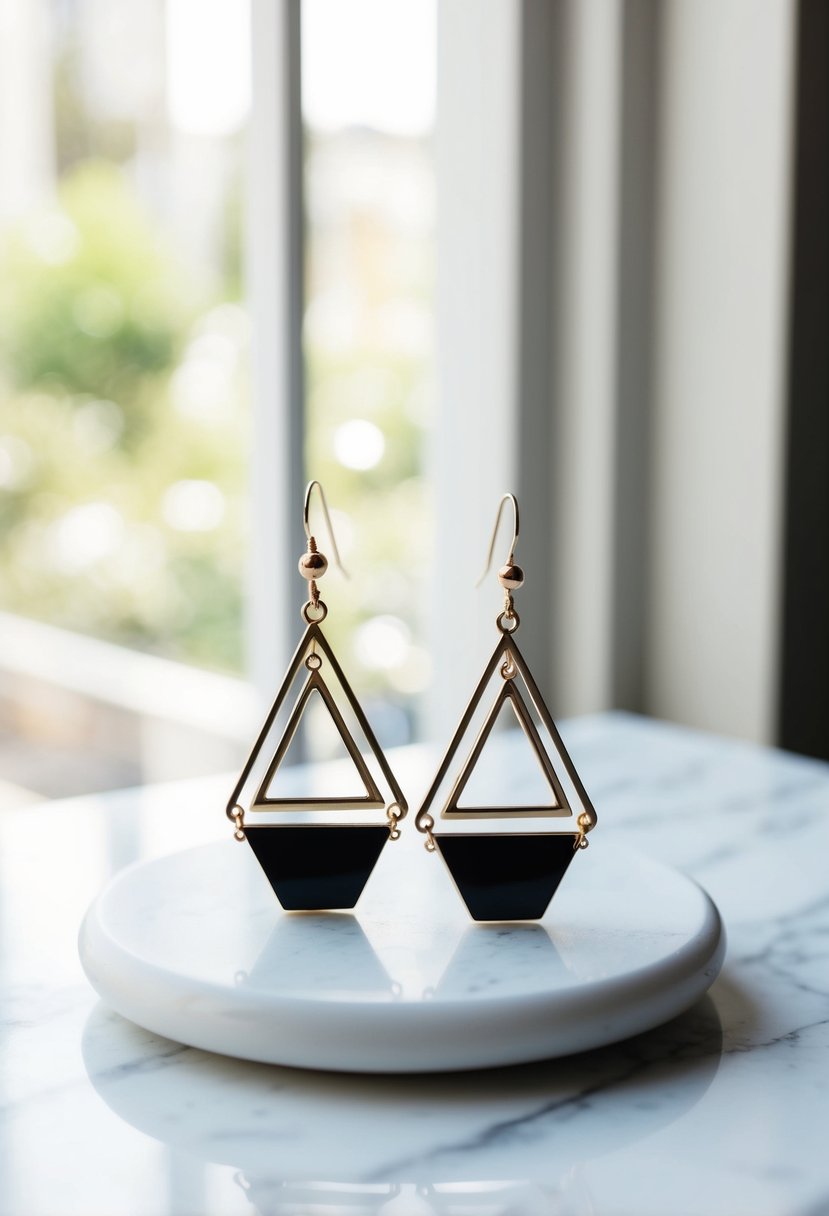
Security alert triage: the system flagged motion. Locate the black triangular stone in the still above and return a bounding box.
[436,834,578,921]
[245,825,389,911]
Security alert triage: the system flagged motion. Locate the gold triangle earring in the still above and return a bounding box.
[415,493,598,920]
[226,480,408,910]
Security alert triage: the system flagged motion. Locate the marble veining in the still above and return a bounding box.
[1,712,829,1214]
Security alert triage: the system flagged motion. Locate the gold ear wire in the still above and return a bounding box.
[475,492,524,592]
[227,478,409,885]
[414,489,598,893]
[299,480,350,583]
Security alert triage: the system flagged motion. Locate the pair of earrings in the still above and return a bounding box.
[226,482,597,922]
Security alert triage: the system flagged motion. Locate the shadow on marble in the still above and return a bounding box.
[82,993,723,1211]
[705,969,767,1051]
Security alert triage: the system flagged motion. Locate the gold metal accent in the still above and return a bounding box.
[498,562,524,590]
[303,480,349,579]
[228,479,407,852]
[229,804,246,841]
[227,620,409,826]
[574,811,591,850]
[417,489,596,861]
[475,492,520,588]
[252,670,385,810]
[298,547,328,580]
[386,802,403,840]
[417,811,437,851]
[433,829,583,840]
[302,599,328,623]
[298,482,349,621]
[441,678,571,819]
[415,632,598,837]
[496,608,520,633]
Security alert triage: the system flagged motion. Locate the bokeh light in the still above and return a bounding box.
[333,419,386,471]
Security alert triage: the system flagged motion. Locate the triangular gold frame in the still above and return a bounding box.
[227,622,408,821]
[253,673,385,809]
[442,678,571,818]
[416,632,595,835]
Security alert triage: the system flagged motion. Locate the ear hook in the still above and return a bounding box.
[303,480,350,579]
[475,492,521,588]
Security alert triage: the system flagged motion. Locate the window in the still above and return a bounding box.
[301,0,436,748]
[0,0,437,803]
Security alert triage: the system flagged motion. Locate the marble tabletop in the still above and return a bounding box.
[1,711,828,1216]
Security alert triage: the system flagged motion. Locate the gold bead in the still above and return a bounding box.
[298,550,328,580]
[498,563,524,590]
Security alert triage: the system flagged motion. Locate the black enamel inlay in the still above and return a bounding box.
[436,833,578,921]
[244,825,389,911]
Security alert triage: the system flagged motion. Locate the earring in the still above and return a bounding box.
[415,493,597,921]
[226,480,408,911]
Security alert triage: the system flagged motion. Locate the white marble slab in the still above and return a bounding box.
[79,835,723,1071]
[1,713,829,1215]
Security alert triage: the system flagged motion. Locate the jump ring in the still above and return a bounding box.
[302,600,328,623]
[496,610,520,633]
[228,803,246,842]
[387,802,403,840]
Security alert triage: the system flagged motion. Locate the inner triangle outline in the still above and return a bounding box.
[253,670,385,810]
[227,621,408,820]
[416,632,596,834]
[442,678,572,818]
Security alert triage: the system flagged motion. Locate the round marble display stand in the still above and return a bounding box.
[79,833,724,1073]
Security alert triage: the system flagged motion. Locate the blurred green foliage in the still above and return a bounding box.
[3,164,186,416]
[0,162,247,670]
[0,152,432,738]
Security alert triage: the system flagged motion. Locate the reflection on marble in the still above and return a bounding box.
[239,912,395,996]
[81,994,723,1211]
[3,714,829,1214]
[433,923,571,999]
